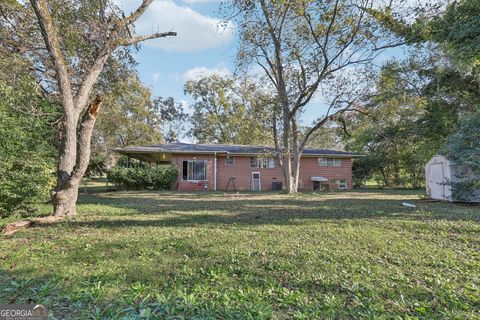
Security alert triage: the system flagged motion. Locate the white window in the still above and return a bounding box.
[182,160,207,181]
[250,157,275,168]
[225,156,234,165]
[332,179,347,190]
[267,158,275,168]
[319,158,342,167]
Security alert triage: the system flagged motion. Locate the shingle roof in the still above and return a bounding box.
[115,143,361,157]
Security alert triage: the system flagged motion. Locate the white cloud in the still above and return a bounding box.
[152,72,161,82]
[181,65,230,81]
[114,0,234,52]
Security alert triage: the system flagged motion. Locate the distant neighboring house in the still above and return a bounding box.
[115,143,361,192]
[425,154,480,202]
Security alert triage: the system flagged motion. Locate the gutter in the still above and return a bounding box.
[113,148,229,155]
[114,149,361,158]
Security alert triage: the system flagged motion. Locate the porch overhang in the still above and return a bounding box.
[113,148,173,163]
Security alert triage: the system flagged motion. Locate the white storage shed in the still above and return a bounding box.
[425,154,480,202]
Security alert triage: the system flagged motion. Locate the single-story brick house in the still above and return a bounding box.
[115,143,360,192]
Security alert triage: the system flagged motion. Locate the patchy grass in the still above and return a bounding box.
[1,190,479,319]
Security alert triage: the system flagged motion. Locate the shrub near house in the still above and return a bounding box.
[108,165,178,190]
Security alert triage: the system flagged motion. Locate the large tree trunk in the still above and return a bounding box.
[57,113,78,185]
[52,184,79,216]
[51,97,101,216]
[290,118,301,193]
[291,151,301,193]
[282,109,295,193]
[283,154,294,193]
[272,103,288,187]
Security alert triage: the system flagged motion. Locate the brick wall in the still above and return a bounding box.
[216,156,284,191]
[170,155,215,191]
[171,154,353,191]
[298,157,353,190]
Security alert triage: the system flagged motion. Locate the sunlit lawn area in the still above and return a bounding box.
[1,190,479,319]
[78,177,116,194]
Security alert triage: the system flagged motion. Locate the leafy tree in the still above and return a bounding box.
[0,78,58,216]
[155,97,189,143]
[1,0,176,216]
[430,0,480,73]
[228,0,398,192]
[303,126,344,150]
[442,112,480,200]
[0,1,38,86]
[361,0,480,189]
[344,59,456,187]
[95,74,162,149]
[185,75,273,145]
[91,75,188,174]
[344,54,480,187]
[366,0,479,78]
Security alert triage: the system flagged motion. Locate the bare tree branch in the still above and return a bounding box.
[115,0,153,29]
[30,0,74,110]
[73,46,112,112]
[119,31,177,46]
[74,4,176,113]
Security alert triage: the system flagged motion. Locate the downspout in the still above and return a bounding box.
[214,152,217,191]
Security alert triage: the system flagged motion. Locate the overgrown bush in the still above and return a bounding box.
[0,79,58,217]
[108,165,178,190]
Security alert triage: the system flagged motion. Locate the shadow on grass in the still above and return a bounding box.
[36,191,480,231]
[2,190,479,319]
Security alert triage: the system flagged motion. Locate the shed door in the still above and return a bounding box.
[429,163,445,200]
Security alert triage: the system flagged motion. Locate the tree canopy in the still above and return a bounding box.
[185,75,273,145]
[343,0,480,189]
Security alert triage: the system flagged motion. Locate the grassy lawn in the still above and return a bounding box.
[1,190,479,319]
[79,177,116,194]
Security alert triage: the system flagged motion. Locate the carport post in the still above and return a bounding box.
[214,152,217,191]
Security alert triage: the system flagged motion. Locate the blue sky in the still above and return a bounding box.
[116,1,235,109]
[116,0,408,141]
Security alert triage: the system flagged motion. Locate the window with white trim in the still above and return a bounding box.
[182,160,207,181]
[250,157,275,168]
[225,156,234,165]
[332,179,347,190]
[319,158,342,166]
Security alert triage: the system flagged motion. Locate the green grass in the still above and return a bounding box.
[79,177,115,194]
[1,190,479,319]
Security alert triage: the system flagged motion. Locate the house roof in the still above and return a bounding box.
[114,143,361,157]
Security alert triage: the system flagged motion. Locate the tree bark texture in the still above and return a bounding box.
[52,97,101,216]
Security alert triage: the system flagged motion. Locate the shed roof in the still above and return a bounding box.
[115,143,361,157]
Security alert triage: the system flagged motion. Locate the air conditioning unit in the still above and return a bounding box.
[272,181,283,191]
